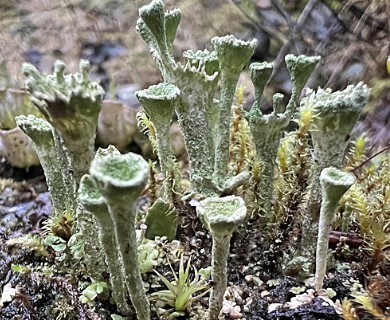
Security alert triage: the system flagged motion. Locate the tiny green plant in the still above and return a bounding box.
[151,255,211,318]
[80,281,109,304]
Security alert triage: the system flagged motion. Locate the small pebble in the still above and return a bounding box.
[230,305,242,319]
[260,290,270,298]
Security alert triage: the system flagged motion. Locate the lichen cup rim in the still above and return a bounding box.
[197,195,247,235]
[89,149,149,189]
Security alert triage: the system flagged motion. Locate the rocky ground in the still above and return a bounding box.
[0,0,389,319]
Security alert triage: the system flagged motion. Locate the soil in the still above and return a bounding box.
[0,165,384,320]
[1,0,389,319]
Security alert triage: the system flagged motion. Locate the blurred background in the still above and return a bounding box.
[0,0,389,147]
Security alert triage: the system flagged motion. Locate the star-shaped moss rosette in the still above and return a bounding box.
[22,60,104,182]
[88,146,150,320]
[196,195,247,320]
[211,35,257,184]
[315,167,355,291]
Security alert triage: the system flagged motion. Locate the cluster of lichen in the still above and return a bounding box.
[10,0,389,319]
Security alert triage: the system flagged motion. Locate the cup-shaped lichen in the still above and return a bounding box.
[196,195,247,320]
[22,59,104,183]
[315,167,355,291]
[250,62,274,109]
[137,0,178,79]
[16,115,73,214]
[172,58,219,196]
[89,146,150,320]
[136,83,180,198]
[211,35,257,184]
[212,35,257,75]
[137,0,254,196]
[285,54,321,114]
[305,82,370,217]
[183,49,219,76]
[246,55,320,216]
[78,175,131,315]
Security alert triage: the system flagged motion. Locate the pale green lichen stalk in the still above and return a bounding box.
[78,174,131,315]
[138,2,217,194]
[304,83,370,221]
[196,196,247,320]
[211,35,257,185]
[16,115,73,214]
[246,55,320,215]
[137,0,179,80]
[137,0,253,196]
[302,83,370,264]
[22,60,106,281]
[88,146,150,320]
[135,83,180,199]
[22,59,104,184]
[315,167,355,291]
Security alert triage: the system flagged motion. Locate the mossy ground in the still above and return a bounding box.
[0,0,389,319]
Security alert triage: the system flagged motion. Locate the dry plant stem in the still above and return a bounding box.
[315,167,355,291]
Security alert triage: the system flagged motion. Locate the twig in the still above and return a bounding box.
[349,145,390,176]
[229,0,288,45]
[268,0,319,83]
